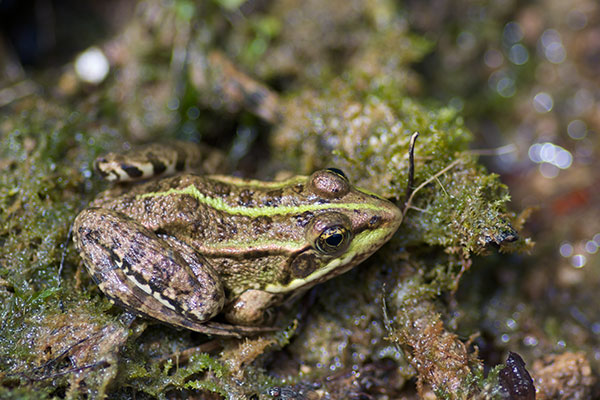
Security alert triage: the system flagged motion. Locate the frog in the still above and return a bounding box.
[73,142,403,336]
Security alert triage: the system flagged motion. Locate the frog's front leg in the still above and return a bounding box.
[224,289,282,326]
[74,208,232,335]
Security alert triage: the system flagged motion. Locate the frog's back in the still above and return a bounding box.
[90,174,310,247]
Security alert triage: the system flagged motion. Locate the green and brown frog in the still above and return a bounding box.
[73,142,402,336]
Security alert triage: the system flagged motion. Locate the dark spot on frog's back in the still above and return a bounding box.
[238,189,254,207]
[211,181,230,197]
[216,217,238,240]
[263,189,282,206]
[295,211,314,227]
[252,216,272,235]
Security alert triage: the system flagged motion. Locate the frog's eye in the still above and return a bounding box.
[315,225,351,255]
[306,212,353,256]
[307,169,350,198]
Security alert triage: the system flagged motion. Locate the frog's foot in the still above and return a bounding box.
[197,321,278,337]
[73,208,226,333]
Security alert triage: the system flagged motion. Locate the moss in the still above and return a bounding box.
[0,99,129,397]
[275,83,526,257]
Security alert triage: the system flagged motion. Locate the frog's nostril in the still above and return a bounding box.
[369,215,382,227]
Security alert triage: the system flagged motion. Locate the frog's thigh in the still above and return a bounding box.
[224,289,280,326]
[73,208,225,327]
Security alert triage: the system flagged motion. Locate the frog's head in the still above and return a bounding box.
[266,168,402,293]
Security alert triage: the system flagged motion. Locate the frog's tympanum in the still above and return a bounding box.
[74,143,402,336]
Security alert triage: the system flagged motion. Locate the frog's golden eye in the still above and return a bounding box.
[306,212,353,256]
[307,169,350,198]
[315,225,351,255]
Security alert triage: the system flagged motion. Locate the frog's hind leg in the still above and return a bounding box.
[94,141,227,183]
[73,207,238,336]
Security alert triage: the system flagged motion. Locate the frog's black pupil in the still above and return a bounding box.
[326,167,347,179]
[326,233,343,247]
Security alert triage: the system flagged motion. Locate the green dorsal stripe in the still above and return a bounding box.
[137,184,384,217]
[208,174,306,189]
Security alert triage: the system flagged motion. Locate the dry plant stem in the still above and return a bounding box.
[404,132,419,206]
[451,257,472,296]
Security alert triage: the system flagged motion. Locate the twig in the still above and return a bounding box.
[403,132,420,206]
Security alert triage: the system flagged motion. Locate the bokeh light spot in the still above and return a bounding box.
[533,92,554,113]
